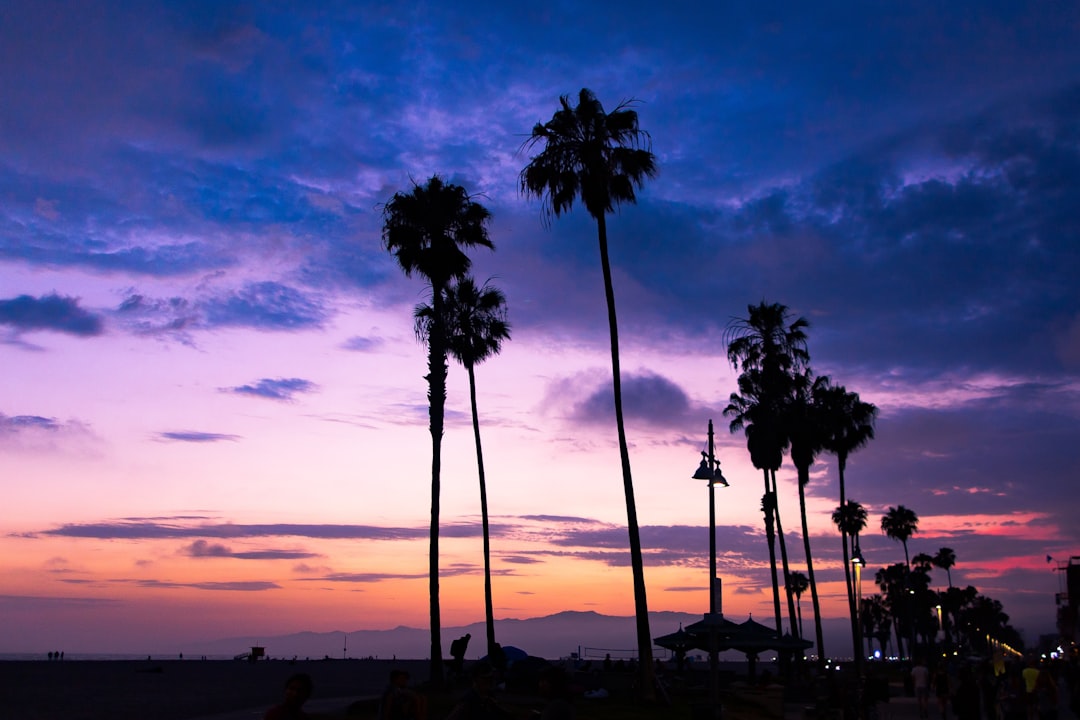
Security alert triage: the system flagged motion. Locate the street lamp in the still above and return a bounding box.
[692,419,729,720]
[692,419,728,615]
[851,541,865,665]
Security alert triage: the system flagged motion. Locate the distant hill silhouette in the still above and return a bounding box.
[177,610,855,661]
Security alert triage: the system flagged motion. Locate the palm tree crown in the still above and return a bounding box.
[383,176,493,288]
[881,505,920,567]
[520,88,656,222]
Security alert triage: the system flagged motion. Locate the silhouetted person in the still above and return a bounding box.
[445,662,513,720]
[537,665,574,720]
[265,672,313,720]
[953,665,981,720]
[449,633,471,676]
[379,669,427,720]
[913,657,931,719]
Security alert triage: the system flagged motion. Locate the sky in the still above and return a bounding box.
[1,1,1078,655]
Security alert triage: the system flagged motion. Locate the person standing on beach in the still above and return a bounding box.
[265,673,313,720]
[913,658,931,719]
[445,662,513,720]
[379,669,427,720]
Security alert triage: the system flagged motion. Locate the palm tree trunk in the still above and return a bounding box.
[427,306,447,687]
[797,467,826,668]
[596,214,655,701]
[763,480,783,638]
[468,365,497,657]
[771,470,800,638]
[837,459,859,668]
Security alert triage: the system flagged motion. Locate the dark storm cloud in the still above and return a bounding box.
[225,377,318,401]
[0,294,103,336]
[157,431,240,443]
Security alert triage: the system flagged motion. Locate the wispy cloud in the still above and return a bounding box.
[157,431,240,443]
[223,377,318,401]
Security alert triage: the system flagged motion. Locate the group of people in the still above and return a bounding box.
[908,654,1075,720]
[262,661,575,720]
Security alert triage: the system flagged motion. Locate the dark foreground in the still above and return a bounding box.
[1,658,426,720]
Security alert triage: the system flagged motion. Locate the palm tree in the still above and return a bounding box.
[727,375,788,637]
[932,547,956,588]
[725,302,810,641]
[383,176,493,686]
[832,499,869,660]
[787,370,830,664]
[520,88,658,698]
[788,571,810,639]
[880,505,919,568]
[417,277,511,659]
[818,384,877,662]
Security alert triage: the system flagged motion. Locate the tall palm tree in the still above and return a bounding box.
[788,370,830,665]
[520,88,658,698]
[383,176,493,686]
[727,374,788,636]
[818,384,877,654]
[932,547,956,588]
[880,505,919,568]
[417,277,511,659]
[725,302,809,641]
[788,571,810,639]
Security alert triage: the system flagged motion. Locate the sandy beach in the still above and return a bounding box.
[1,658,430,720]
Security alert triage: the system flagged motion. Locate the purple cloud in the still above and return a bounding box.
[0,294,103,336]
[225,377,318,401]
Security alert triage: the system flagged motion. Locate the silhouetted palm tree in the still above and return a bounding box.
[520,88,658,698]
[383,176,493,686]
[788,370,830,664]
[932,547,956,589]
[788,571,810,639]
[417,277,511,659]
[833,499,869,663]
[818,383,877,656]
[725,302,809,640]
[881,505,919,568]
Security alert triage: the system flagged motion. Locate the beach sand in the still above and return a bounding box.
[1,658,430,720]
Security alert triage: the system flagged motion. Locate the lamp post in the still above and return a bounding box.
[692,419,728,720]
[692,419,728,614]
[851,541,865,666]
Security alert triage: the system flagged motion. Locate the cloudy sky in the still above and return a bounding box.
[1,1,1078,655]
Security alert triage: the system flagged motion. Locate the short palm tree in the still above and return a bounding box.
[818,384,876,652]
[832,499,869,664]
[418,277,511,659]
[880,505,919,568]
[383,176,493,687]
[787,571,810,639]
[932,547,956,588]
[521,88,658,698]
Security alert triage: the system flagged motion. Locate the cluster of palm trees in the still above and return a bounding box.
[382,89,659,693]
[724,301,878,670]
[379,89,1020,693]
[861,508,1023,660]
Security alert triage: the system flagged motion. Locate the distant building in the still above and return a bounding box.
[1055,556,1080,648]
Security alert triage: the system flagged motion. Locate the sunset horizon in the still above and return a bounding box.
[2,2,1078,661]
